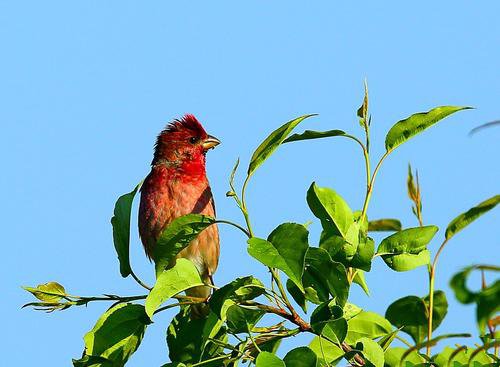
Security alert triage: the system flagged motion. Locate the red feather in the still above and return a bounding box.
[139,115,219,317]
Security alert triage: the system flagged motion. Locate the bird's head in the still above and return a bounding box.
[152,114,220,174]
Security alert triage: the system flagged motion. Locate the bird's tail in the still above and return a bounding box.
[185,277,212,318]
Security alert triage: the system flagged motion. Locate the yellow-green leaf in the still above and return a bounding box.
[445,194,500,240]
[146,258,204,318]
[385,106,471,151]
[248,114,316,176]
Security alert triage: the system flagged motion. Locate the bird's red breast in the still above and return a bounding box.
[138,115,220,281]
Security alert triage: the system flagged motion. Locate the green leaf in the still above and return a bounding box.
[384,347,425,367]
[476,281,500,334]
[209,276,265,317]
[286,279,307,313]
[80,303,150,365]
[153,214,216,276]
[283,346,318,367]
[307,182,355,240]
[352,270,370,296]
[226,304,265,333]
[432,346,495,367]
[449,266,481,304]
[377,226,438,272]
[384,106,471,151]
[343,302,363,320]
[302,271,328,305]
[350,234,375,272]
[449,265,500,333]
[167,307,225,364]
[385,291,448,343]
[309,337,344,365]
[247,223,309,292]
[305,247,349,306]
[111,182,141,278]
[23,281,66,302]
[283,129,347,143]
[377,329,400,351]
[355,337,384,367]
[72,355,113,367]
[445,195,500,240]
[345,311,393,344]
[248,114,317,176]
[310,301,347,343]
[368,219,402,232]
[255,351,286,367]
[145,258,204,318]
[320,228,372,272]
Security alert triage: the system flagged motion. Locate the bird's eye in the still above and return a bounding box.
[189,137,199,144]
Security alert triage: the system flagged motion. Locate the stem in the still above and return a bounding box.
[426,237,449,356]
[240,174,254,237]
[242,301,311,332]
[269,269,305,328]
[153,301,194,315]
[83,294,147,303]
[247,326,262,353]
[130,269,152,291]
[215,220,251,238]
[395,335,413,348]
[426,268,435,356]
[360,149,392,222]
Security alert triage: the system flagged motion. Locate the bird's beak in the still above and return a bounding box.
[202,135,221,150]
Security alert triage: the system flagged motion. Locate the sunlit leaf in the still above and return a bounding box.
[283,129,346,143]
[23,281,66,303]
[255,351,285,367]
[309,336,344,365]
[352,270,370,296]
[307,182,355,240]
[247,223,309,292]
[355,337,384,367]
[345,311,392,344]
[154,214,215,276]
[248,114,317,176]
[343,302,363,321]
[384,347,425,367]
[445,195,500,240]
[377,226,438,272]
[385,106,471,151]
[111,182,141,278]
[432,345,495,367]
[145,258,204,318]
[385,291,448,343]
[368,219,402,232]
[78,303,150,366]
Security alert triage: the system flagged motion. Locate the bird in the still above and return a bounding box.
[138,114,220,317]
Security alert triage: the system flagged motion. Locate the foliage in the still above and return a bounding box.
[23,85,499,366]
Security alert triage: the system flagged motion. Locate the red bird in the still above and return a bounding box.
[138,114,220,316]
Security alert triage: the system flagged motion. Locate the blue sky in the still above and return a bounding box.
[1,1,499,365]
